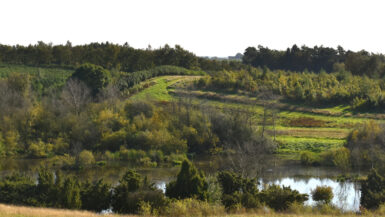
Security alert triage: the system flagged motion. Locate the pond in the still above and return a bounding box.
[0,158,364,211]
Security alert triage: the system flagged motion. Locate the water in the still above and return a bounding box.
[0,158,364,211]
[263,177,361,211]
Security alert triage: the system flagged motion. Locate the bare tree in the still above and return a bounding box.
[61,79,91,116]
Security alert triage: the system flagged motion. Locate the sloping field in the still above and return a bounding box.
[130,75,384,156]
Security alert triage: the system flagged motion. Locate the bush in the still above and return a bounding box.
[300,151,319,166]
[217,171,260,210]
[260,185,308,211]
[28,140,53,158]
[81,179,111,212]
[360,169,385,209]
[76,150,95,167]
[112,170,167,214]
[71,63,111,95]
[166,160,208,200]
[311,186,333,204]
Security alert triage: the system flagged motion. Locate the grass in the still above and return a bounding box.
[129,76,201,101]
[0,203,384,217]
[128,75,385,156]
[275,136,345,154]
[0,204,133,217]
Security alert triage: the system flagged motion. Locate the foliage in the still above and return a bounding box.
[71,63,111,95]
[243,45,385,77]
[80,179,111,212]
[360,169,385,209]
[197,68,385,110]
[346,121,385,169]
[112,169,167,214]
[217,171,260,210]
[260,185,309,211]
[311,186,333,204]
[166,160,208,200]
[76,150,95,168]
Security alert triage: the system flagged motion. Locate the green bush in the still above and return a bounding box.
[260,185,308,211]
[166,160,208,200]
[217,171,260,210]
[300,151,319,166]
[311,186,333,204]
[80,179,111,212]
[361,169,385,209]
[112,169,167,214]
[76,150,95,167]
[71,63,111,95]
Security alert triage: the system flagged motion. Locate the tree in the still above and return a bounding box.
[71,63,111,95]
[166,160,208,200]
[112,170,167,214]
[61,177,82,209]
[61,79,91,116]
[81,179,111,212]
[217,171,260,209]
[360,169,385,209]
[112,170,142,213]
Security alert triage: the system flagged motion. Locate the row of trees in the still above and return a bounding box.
[243,45,385,77]
[0,161,340,214]
[196,68,385,110]
[0,41,245,72]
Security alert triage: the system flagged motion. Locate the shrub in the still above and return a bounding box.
[71,63,111,95]
[217,171,260,210]
[300,151,319,166]
[61,177,82,209]
[81,179,111,212]
[166,160,208,200]
[76,150,95,167]
[360,169,385,209]
[311,186,333,204]
[28,140,53,158]
[112,170,167,214]
[260,185,308,211]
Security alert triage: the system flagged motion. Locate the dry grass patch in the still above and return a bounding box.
[0,204,136,217]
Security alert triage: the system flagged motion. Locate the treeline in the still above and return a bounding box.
[196,68,385,110]
[0,41,245,72]
[243,45,385,77]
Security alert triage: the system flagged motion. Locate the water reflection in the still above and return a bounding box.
[261,177,361,211]
[0,158,364,211]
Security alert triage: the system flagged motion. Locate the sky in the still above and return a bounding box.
[1,0,385,57]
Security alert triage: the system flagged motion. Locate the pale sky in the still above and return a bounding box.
[1,0,385,57]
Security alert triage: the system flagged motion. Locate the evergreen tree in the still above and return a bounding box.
[71,63,111,96]
[61,178,82,209]
[166,160,208,200]
[361,169,385,209]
